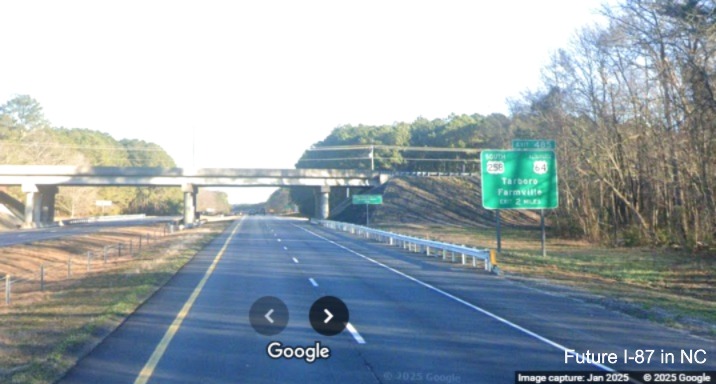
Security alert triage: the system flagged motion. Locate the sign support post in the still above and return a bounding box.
[496,210,502,253]
[366,204,369,227]
[540,209,546,257]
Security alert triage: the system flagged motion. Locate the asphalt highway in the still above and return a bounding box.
[58,216,716,383]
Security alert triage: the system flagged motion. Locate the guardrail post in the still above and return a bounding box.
[5,274,10,305]
[389,237,393,246]
[451,251,456,263]
[461,253,466,265]
[426,246,431,256]
[87,251,92,272]
[40,264,45,291]
[442,249,446,260]
[489,249,498,272]
[472,256,477,267]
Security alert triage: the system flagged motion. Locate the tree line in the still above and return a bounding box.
[294,0,716,249]
[0,95,183,217]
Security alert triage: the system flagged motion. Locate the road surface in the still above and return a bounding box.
[59,216,716,383]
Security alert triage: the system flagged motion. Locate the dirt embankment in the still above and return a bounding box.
[334,176,541,227]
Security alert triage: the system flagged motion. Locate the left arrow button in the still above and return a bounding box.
[250,296,288,336]
[265,309,275,324]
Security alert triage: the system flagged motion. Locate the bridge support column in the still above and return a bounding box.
[22,184,41,228]
[39,186,58,225]
[318,186,330,220]
[182,184,198,225]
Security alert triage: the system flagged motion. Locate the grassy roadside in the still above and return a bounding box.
[0,221,231,384]
[378,223,716,338]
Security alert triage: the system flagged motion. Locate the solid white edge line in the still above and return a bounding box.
[292,257,299,264]
[346,322,366,344]
[309,278,319,287]
[283,246,288,250]
[296,224,615,372]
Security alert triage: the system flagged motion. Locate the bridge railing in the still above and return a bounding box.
[314,219,496,272]
[61,214,147,225]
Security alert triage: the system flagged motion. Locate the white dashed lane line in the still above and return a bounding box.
[309,278,318,287]
[346,322,366,344]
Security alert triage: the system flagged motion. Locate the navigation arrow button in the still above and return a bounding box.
[309,296,349,336]
[249,296,288,336]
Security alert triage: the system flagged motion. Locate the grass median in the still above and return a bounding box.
[378,223,715,338]
[0,221,231,384]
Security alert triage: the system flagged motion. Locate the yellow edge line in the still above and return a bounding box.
[134,218,244,384]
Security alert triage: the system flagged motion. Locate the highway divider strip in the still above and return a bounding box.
[134,217,244,384]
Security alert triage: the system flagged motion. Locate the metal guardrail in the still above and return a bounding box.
[315,220,497,272]
[61,214,147,225]
[389,171,478,177]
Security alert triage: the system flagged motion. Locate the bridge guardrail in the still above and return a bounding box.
[314,219,497,273]
[61,214,147,225]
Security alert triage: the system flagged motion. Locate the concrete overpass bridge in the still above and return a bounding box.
[0,166,391,228]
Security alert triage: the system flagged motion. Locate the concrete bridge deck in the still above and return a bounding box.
[0,166,391,227]
[0,166,388,187]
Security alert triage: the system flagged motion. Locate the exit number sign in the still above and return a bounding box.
[512,139,556,150]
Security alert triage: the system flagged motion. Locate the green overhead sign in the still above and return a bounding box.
[481,150,558,210]
[352,194,383,205]
[512,139,556,150]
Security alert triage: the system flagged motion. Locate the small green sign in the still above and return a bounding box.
[481,150,558,209]
[512,139,556,150]
[352,194,383,205]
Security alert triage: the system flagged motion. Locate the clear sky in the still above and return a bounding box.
[1,0,611,204]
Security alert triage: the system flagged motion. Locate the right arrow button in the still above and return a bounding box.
[323,309,333,324]
[310,296,349,336]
